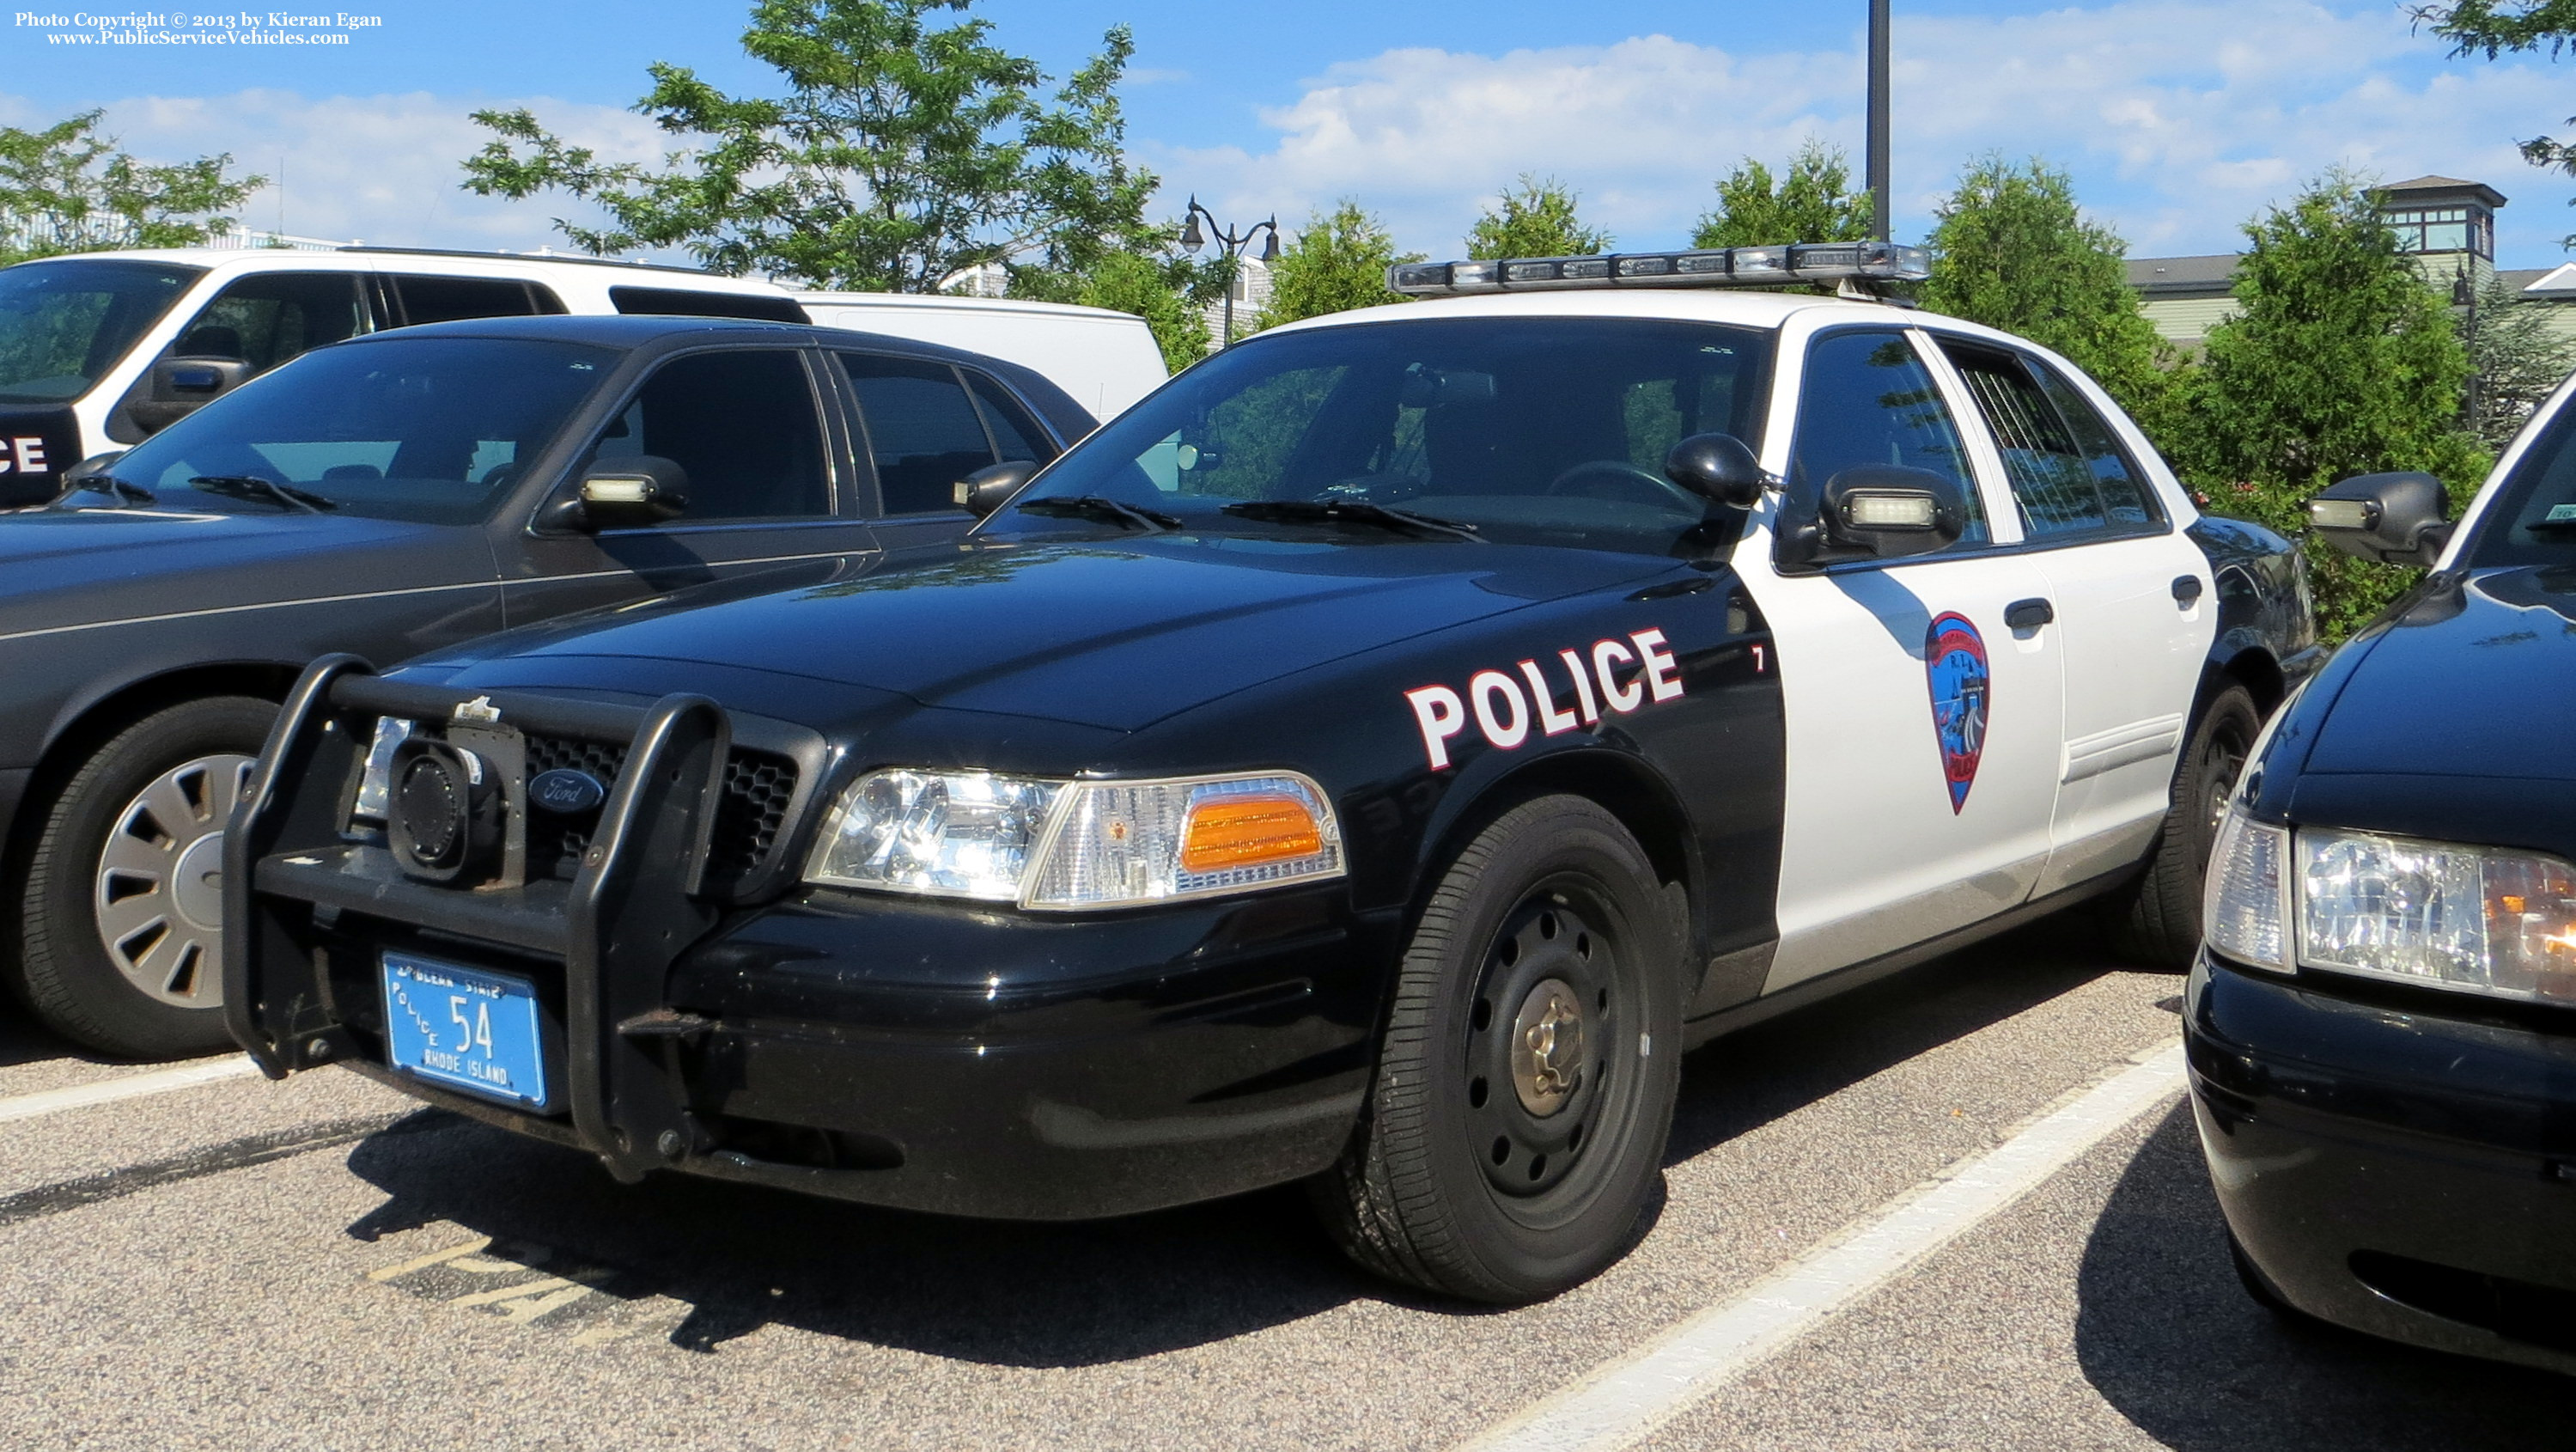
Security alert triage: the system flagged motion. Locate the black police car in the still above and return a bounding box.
[0,314,1091,1058]
[229,243,2312,1302]
[2190,387,2576,1371]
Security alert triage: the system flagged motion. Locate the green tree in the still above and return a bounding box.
[2175,173,2486,638]
[2463,272,2576,448]
[1014,245,1210,372]
[1465,174,1611,259]
[1918,156,2171,424]
[0,111,263,265]
[1255,201,1420,329]
[460,0,1154,291]
[1690,140,1872,248]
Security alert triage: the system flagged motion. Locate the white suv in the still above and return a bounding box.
[0,247,809,505]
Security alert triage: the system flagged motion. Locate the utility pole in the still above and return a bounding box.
[1867,0,1891,242]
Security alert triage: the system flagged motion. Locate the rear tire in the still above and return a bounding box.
[2104,683,2262,969]
[1311,795,1683,1303]
[13,696,274,1058]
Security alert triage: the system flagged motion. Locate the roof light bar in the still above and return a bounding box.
[1386,241,1930,297]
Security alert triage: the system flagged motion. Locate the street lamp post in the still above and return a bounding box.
[1180,198,1281,349]
[1867,0,1891,242]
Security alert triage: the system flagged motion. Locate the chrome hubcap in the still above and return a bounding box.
[1509,979,1585,1117]
[94,753,253,1009]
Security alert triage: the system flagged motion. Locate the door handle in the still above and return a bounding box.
[2003,597,2054,630]
[2171,574,2204,606]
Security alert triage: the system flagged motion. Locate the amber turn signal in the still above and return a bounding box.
[1179,793,1324,873]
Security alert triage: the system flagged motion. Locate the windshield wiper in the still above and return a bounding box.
[1221,497,1483,542]
[64,474,155,506]
[1015,494,1180,532]
[187,475,337,513]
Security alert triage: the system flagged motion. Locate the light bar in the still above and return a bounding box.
[1387,241,1930,296]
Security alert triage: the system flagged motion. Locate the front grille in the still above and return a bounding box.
[521,732,796,888]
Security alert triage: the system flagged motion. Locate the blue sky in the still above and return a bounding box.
[2,0,2570,269]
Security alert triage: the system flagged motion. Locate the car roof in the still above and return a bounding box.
[1257,286,1916,336]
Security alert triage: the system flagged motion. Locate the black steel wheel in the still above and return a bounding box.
[2104,683,2262,969]
[1312,794,1683,1303]
[11,696,276,1058]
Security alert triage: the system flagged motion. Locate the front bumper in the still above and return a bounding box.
[2185,950,2576,1374]
[226,660,1388,1220]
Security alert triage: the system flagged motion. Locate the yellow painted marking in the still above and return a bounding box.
[448,1275,574,1309]
[366,1235,494,1282]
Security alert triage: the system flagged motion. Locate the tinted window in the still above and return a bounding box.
[588,350,830,522]
[611,286,807,323]
[2463,398,2576,567]
[1946,346,2104,539]
[390,275,548,326]
[839,353,994,514]
[1011,316,1771,556]
[1946,343,2161,540]
[1789,329,1984,546]
[0,259,201,402]
[174,271,364,374]
[965,370,1050,464]
[110,337,612,524]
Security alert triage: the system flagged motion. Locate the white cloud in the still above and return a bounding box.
[1143,1,2576,264]
[45,88,671,255]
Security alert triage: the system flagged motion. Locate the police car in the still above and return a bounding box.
[2190,374,2576,1370]
[227,241,2313,1303]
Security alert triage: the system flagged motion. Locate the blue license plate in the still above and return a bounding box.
[381,952,551,1110]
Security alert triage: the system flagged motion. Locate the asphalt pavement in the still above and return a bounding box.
[0,916,2562,1451]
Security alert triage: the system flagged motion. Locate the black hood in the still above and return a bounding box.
[2304,567,2576,782]
[414,536,1678,735]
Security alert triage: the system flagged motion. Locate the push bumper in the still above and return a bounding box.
[2185,950,2576,1374]
[226,660,1387,1221]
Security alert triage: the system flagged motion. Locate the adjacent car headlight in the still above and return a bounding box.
[805,768,1343,910]
[2206,810,2576,1003]
[2297,829,2576,1004]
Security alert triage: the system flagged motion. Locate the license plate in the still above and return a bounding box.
[381,952,551,1110]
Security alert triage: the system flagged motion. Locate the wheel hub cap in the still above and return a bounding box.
[94,753,254,1009]
[1510,979,1585,1116]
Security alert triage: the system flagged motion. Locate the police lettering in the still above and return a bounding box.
[1404,628,1682,771]
[0,437,49,475]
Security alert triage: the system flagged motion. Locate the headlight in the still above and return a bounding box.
[350,716,417,824]
[805,768,1343,909]
[2205,808,2293,972]
[2297,829,2576,1003]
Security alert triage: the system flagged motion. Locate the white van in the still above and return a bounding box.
[0,247,811,506]
[796,291,1168,426]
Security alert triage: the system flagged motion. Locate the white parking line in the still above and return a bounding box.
[0,1057,261,1125]
[1459,1042,2188,1452]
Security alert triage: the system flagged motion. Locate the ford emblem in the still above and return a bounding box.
[528,768,606,814]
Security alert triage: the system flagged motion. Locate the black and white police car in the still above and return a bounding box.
[228,241,2314,1303]
[2189,372,2576,1370]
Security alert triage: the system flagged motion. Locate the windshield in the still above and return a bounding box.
[102,336,614,524]
[1005,315,1773,556]
[2464,392,2576,568]
[0,258,203,404]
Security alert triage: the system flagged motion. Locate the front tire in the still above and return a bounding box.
[1312,795,1683,1303]
[2104,683,2262,969]
[14,696,274,1058]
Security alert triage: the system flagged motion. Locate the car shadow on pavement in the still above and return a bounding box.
[340,1110,1371,1366]
[2074,1104,2568,1449]
[1665,912,2134,1166]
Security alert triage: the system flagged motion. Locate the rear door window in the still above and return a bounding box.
[837,353,997,514]
[964,370,1053,464]
[587,349,832,522]
[1941,342,2161,541]
[388,275,559,326]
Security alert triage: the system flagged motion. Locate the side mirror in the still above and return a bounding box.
[955,460,1034,518]
[62,451,126,486]
[2309,471,2450,567]
[1775,466,1969,572]
[549,455,690,531]
[123,354,255,434]
[1662,433,1767,509]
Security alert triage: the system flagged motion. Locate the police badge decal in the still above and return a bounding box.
[1924,612,1989,814]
